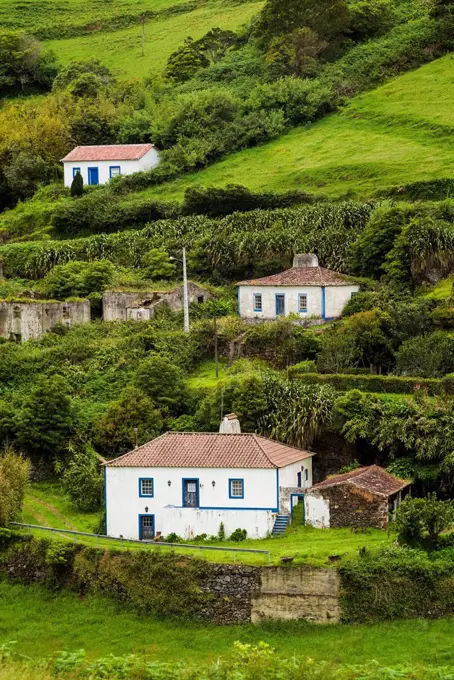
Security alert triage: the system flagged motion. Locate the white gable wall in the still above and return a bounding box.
[106,466,278,540]
[63,148,160,187]
[279,457,313,489]
[305,492,330,528]
[238,285,359,320]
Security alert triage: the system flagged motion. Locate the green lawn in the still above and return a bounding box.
[1,582,454,666]
[143,53,454,201]
[45,0,263,79]
[22,482,102,534]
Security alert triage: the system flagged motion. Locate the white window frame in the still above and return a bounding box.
[298,293,308,313]
[253,293,263,312]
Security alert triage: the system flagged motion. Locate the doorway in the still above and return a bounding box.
[139,514,154,540]
[182,479,199,508]
[275,294,285,316]
[88,167,99,185]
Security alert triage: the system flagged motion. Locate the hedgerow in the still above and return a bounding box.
[289,371,444,396]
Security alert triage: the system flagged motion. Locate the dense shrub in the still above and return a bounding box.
[291,372,443,395]
[379,178,454,201]
[0,449,30,527]
[0,30,57,95]
[395,494,454,551]
[62,445,104,511]
[395,332,454,378]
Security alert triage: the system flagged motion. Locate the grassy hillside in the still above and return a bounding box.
[144,53,454,201]
[3,582,454,665]
[44,0,263,78]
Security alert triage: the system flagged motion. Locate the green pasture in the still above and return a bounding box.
[1,581,454,666]
[45,0,263,78]
[143,53,454,201]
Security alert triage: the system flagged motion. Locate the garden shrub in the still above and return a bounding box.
[340,547,454,622]
[291,372,443,395]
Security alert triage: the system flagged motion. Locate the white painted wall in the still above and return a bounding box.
[238,285,359,320]
[63,148,160,187]
[105,466,279,540]
[305,492,330,528]
[160,507,275,539]
[279,458,313,489]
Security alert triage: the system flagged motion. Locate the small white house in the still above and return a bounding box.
[237,254,359,322]
[61,143,160,187]
[104,418,314,540]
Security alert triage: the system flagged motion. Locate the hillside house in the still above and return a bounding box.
[237,254,359,322]
[104,416,315,540]
[61,144,160,187]
[304,466,411,530]
[0,299,90,342]
[102,282,212,322]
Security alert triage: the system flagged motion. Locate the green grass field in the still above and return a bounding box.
[1,582,454,666]
[143,53,454,201]
[44,0,263,78]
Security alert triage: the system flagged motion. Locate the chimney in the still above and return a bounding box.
[219,413,241,434]
[293,253,318,268]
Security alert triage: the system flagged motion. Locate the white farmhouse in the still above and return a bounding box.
[237,254,359,321]
[61,143,160,187]
[104,418,314,541]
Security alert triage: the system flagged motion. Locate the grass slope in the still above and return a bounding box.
[2,582,454,665]
[145,53,454,201]
[44,0,263,79]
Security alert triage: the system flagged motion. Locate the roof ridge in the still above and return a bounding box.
[252,433,277,468]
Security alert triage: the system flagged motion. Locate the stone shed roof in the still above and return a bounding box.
[310,465,410,497]
[236,267,352,287]
[62,144,158,162]
[105,432,314,469]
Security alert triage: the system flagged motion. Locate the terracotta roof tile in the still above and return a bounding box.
[105,432,314,469]
[310,465,410,497]
[61,144,157,162]
[236,266,353,287]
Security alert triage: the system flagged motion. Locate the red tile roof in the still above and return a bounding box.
[61,144,157,162]
[310,465,410,497]
[105,432,314,469]
[236,267,353,287]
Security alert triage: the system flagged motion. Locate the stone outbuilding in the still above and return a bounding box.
[304,465,411,530]
[0,299,91,342]
[236,253,359,322]
[102,282,212,322]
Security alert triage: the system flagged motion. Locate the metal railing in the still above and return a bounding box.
[9,522,271,563]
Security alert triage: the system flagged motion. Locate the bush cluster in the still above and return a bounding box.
[289,371,444,396]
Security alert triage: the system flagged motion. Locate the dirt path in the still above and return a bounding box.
[25,494,79,531]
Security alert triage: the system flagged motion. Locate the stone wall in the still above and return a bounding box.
[200,564,261,624]
[0,300,90,342]
[252,566,341,624]
[103,283,212,321]
[312,485,389,529]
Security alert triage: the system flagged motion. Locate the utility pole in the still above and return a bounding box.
[141,15,145,57]
[182,246,189,334]
[214,314,219,378]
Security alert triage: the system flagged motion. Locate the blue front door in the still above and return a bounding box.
[275,294,285,316]
[88,167,99,185]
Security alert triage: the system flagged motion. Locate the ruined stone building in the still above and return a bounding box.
[0,300,91,342]
[102,283,212,322]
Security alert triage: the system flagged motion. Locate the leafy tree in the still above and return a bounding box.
[165,29,237,83]
[135,355,186,413]
[93,386,163,458]
[0,30,57,94]
[141,249,176,280]
[52,59,115,92]
[68,72,104,99]
[0,448,30,527]
[3,151,51,201]
[343,310,394,373]
[395,494,454,551]
[256,0,350,46]
[348,0,392,41]
[41,260,115,300]
[317,328,360,373]
[266,28,328,78]
[15,376,75,460]
[70,171,84,197]
[395,332,454,377]
[62,444,104,511]
[70,105,119,146]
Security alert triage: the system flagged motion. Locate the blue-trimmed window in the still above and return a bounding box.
[305,469,309,481]
[139,478,154,497]
[109,166,121,178]
[72,167,81,177]
[298,293,308,312]
[253,293,262,312]
[229,478,244,499]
